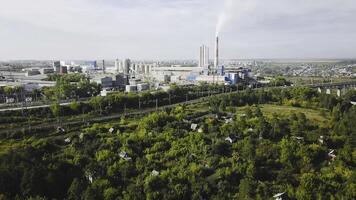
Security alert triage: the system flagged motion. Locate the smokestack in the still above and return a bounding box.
[214,36,219,68]
[102,59,105,74]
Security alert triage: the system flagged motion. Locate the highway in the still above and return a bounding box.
[0,97,91,112]
[0,102,72,112]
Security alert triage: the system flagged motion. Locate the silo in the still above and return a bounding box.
[145,65,150,74]
[123,59,131,75]
[140,64,145,74]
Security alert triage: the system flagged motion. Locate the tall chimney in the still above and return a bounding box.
[214,36,219,68]
[102,59,105,74]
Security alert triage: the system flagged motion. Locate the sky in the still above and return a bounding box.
[0,0,355,60]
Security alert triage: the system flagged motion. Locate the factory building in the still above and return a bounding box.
[125,85,137,93]
[125,82,150,93]
[225,73,239,84]
[156,74,171,83]
[224,68,253,84]
[52,61,69,74]
[25,69,41,77]
[113,74,127,88]
[91,73,128,90]
[195,75,226,84]
[137,83,150,92]
[60,66,68,74]
[91,76,113,89]
[68,66,82,73]
[85,61,98,70]
[40,68,54,74]
[53,61,61,73]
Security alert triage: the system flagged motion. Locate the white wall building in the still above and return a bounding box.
[199,45,209,68]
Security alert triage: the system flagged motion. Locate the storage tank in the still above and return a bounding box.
[145,65,150,74]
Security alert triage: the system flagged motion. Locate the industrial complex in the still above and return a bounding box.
[0,35,256,100]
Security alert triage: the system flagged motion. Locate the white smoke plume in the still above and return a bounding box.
[215,0,257,36]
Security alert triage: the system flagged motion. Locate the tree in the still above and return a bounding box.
[279,138,299,168]
[3,86,13,95]
[104,187,120,200]
[82,186,102,200]
[50,102,60,119]
[331,103,342,122]
[67,178,85,200]
[237,178,254,200]
[69,101,81,113]
[209,97,221,114]
[296,172,320,200]
[89,96,105,115]
[211,141,231,156]
[269,77,291,87]
[20,167,45,197]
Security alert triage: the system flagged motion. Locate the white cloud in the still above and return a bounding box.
[0,0,355,59]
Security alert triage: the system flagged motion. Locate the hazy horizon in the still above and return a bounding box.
[1,0,356,60]
[2,58,356,63]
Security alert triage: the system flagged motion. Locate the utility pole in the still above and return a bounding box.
[155,99,158,111]
[21,87,25,118]
[82,107,85,123]
[56,77,62,127]
[168,93,171,105]
[139,97,141,109]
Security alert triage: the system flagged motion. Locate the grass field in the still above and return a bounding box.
[286,76,355,85]
[187,101,330,126]
[237,104,330,126]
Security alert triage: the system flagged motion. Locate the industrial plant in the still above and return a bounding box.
[0,33,258,105]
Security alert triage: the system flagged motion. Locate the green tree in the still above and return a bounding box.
[3,86,13,94]
[296,172,320,200]
[50,102,60,118]
[89,96,105,115]
[279,138,299,168]
[238,178,254,200]
[69,101,81,113]
[67,178,85,200]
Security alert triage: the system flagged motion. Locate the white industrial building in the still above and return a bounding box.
[199,45,209,68]
[114,59,154,77]
[195,75,226,84]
